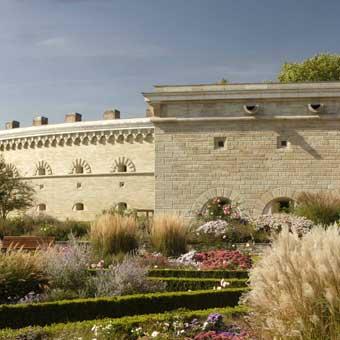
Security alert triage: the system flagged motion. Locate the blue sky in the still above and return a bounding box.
[0,0,340,126]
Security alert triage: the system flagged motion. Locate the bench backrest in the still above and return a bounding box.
[1,236,55,250]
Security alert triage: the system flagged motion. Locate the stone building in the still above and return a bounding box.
[1,82,340,220]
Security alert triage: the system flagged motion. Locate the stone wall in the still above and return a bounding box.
[0,118,155,220]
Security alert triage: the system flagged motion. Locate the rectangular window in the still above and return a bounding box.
[214,137,226,149]
[277,137,289,149]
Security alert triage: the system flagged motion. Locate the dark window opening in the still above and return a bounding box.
[75,203,84,211]
[38,203,46,211]
[118,164,127,172]
[214,137,226,149]
[75,166,84,174]
[38,168,46,176]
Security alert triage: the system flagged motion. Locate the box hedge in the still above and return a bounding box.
[151,277,247,291]
[0,288,246,329]
[148,269,249,279]
[0,305,248,339]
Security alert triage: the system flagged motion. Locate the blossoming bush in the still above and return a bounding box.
[42,238,92,299]
[90,255,166,296]
[193,250,252,270]
[252,213,313,236]
[245,225,340,339]
[198,197,246,223]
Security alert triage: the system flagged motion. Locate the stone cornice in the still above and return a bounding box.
[143,82,340,103]
[0,118,154,151]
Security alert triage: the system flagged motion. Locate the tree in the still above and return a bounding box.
[0,157,35,220]
[278,53,340,83]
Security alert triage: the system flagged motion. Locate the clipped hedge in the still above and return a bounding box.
[150,277,247,291]
[0,306,248,339]
[0,288,246,329]
[148,269,249,279]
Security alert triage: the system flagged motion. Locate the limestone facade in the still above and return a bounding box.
[0,118,154,220]
[2,82,340,220]
[143,82,340,218]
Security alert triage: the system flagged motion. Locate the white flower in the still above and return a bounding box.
[151,330,160,337]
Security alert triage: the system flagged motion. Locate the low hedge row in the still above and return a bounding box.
[151,277,247,291]
[0,288,246,329]
[0,305,248,339]
[148,269,249,279]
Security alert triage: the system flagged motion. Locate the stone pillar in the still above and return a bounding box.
[33,116,48,126]
[65,112,82,123]
[5,121,20,129]
[103,109,120,120]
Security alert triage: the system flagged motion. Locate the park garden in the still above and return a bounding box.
[0,190,339,339]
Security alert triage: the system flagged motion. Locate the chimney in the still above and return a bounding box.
[5,121,20,129]
[65,112,82,123]
[103,109,120,120]
[33,116,48,126]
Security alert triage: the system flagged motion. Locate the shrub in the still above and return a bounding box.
[0,288,246,329]
[150,214,188,256]
[42,237,91,298]
[197,197,247,223]
[295,191,340,226]
[252,213,314,236]
[0,214,89,241]
[0,248,48,304]
[90,213,139,257]
[193,250,252,270]
[0,306,248,339]
[147,269,249,279]
[90,255,166,297]
[245,225,340,339]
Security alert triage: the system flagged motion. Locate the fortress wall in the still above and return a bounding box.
[154,118,340,217]
[0,119,155,220]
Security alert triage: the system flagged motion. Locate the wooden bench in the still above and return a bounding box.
[1,236,55,251]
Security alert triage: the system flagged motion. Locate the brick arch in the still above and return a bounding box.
[253,187,299,216]
[190,187,242,217]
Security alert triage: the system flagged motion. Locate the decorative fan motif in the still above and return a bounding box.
[69,159,91,174]
[5,163,19,177]
[111,157,136,173]
[34,160,52,176]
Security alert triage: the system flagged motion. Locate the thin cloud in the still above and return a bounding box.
[36,37,67,48]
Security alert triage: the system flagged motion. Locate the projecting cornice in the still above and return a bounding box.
[143,82,340,103]
[0,118,154,151]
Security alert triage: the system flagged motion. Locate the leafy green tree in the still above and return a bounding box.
[0,157,35,219]
[278,53,340,83]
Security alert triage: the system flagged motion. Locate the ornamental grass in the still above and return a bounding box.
[295,191,340,226]
[150,214,188,257]
[245,225,340,339]
[90,213,139,257]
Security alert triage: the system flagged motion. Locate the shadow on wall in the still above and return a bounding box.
[275,128,322,160]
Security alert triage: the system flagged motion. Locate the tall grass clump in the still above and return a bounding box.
[295,191,340,226]
[0,248,48,303]
[245,226,340,339]
[150,214,188,256]
[90,213,139,258]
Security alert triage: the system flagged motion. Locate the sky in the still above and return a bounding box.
[0,0,340,126]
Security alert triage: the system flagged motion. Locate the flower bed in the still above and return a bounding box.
[0,306,248,339]
[193,250,252,270]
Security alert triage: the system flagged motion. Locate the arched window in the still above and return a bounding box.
[75,165,84,174]
[263,197,294,214]
[38,203,46,212]
[34,161,52,176]
[112,157,136,173]
[117,202,127,211]
[118,164,127,172]
[69,159,91,175]
[74,203,84,211]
